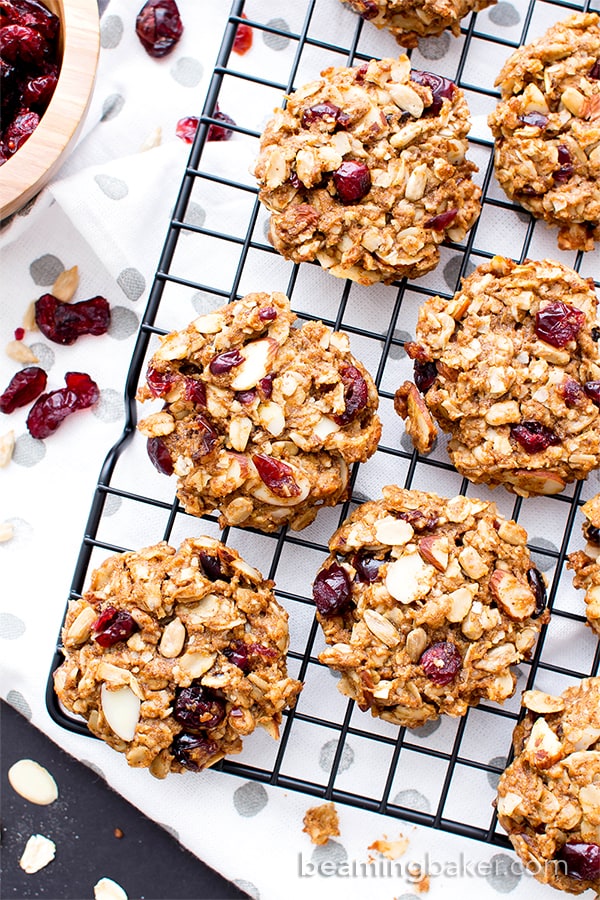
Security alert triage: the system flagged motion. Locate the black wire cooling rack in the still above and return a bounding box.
[47,0,600,850]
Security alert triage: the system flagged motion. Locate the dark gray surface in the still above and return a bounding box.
[1,701,249,900]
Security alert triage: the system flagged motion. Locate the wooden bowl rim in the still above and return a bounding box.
[0,0,100,220]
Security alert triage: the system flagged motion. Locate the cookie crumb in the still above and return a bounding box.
[113,827,124,839]
[368,833,409,860]
[302,802,340,845]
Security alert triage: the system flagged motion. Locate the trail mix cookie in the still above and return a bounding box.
[253,56,481,285]
[137,292,381,532]
[488,13,600,252]
[567,494,600,636]
[496,678,600,894]
[395,256,600,497]
[339,0,496,49]
[53,538,302,777]
[313,486,548,727]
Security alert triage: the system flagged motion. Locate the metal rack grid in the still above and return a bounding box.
[47,0,600,850]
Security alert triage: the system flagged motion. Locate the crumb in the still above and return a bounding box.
[302,802,340,845]
[414,869,431,893]
[367,833,410,860]
[113,827,124,839]
[19,834,56,874]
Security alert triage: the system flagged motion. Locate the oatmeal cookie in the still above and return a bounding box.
[396,256,600,497]
[488,13,600,252]
[253,56,481,285]
[137,292,381,532]
[313,486,548,727]
[303,802,341,845]
[567,494,600,636]
[53,538,302,777]
[339,0,496,49]
[497,678,600,894]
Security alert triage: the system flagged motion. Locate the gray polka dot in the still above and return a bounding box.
[171,57,203,88]
[393,789,431,814]
[108,306,139,339]
[486,852,521,892]
[412,718,441,738]
[95,174,129,200]
[92,388,123,423]
[100,14,123,49]
[12,434,46,466]
[311,840,348,870]
[101,93,125,122]
[401,432,415,453]
[0,517,33,549]
[103,494,123,517]
[81,760,106,780]
[233,880,260,900]
[388,329,412,360]
[396,895,419,900]
[487,755,507,791]
[418,32,450,60]
[319,739,354,773]
[443,255,475,291]
[0,613,26,640]
[529,537,558,573]
[489,2,520,26]
[263,19,291,51]
[191,291,220,315]
[262,218,271,241]
[29,342,55,370]
[30,254,64,286]
[183,202,206,231]
[233,781,269,817]
[6,690,32,719]
[117,267,146,301]
[352,491,371,504]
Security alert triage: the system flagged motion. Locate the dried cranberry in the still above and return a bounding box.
[4,108,39,155]
[584,381,600,406]
[209,348,244,375]
[518,112,548,128]
[535,300,585,348]
[14,327,24,340]
[355,63,368,81]
[0,0,59,40]
[352,553,383,583]
[207,103,235,142]
[334,365,368,425]
[253,453,301,498]
[584,521,600,546]
[175,115,198,144]
[191,414,217,458]
[301,102,350,130]
[258,306,277,322]
[0,23,47,63]
[224,640,251,673]
[555,842,600,882]
[258,375,273,400]
[236,388,257,405]
[22,70,57,108]
[92,607,138,647]
[233,13,252,55]
[199,550,224,581]
[510,421,560,453]
[135,0,182,58]
[420,641,462,685]
[411,70,456,116]
[332,160,371,204]
[147,436,173,474]
[288,171,302,189]
[183,377,206,406]
[526,567,547,619]
[26,371,99,439]
[146,365,176,397]
[413,360,437,393]
[35,294,110,345]
[562,378,584,408]
[590,60,600,80]
[553,145,574,183]
[0,366,47,413]
[397,509,439,531]
[423,209,458,230]
[347,0,378,19]
[172,732,218,770]
[174,685,225,731]
[313,562,352,616]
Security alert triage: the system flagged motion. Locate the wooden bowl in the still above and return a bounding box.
[0,0,100,219]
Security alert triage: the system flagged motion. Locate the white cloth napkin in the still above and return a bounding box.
[1,1,599,899]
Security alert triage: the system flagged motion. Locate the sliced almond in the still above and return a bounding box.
[485,400,520,426]
[375,515,414,546]
[156,331,190,361]
[178,651,216,678]
[19,834,56,874]
[313,415,340,440]
[23,300,37,331]
[6,340,38,363]
[497,520,528,546]
[363,609,401,647]
[489,570,536,620]
[404,164,428,202]
[258,401,286,437]
[8,760,58,805]
[231,339,278,391]
[250,461,311,507]
[522,690,565,714]
[525,717,563,769]
[159,617,186,658]
[446,587,474,622]
[418,535,449,571]
[51,265,79,302]
[395,382,436,454]
[521,83,549,115]
[0,521,14,543]
[65,606,97,645]
[388,82,424,117]
[0,430,15,467]
[229,416,253,452]
[100,684,141,742]
[497,791,523,817]
[458,546,488,579]
[405,626,427,661]
[579,784,600,817]
[561,86,586,117]
[94,877,129,900]
[385,552,435,604]
[192,312,224,334]
[505,469,566,496]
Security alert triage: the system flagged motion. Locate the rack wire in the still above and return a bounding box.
[47,0,600,850]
